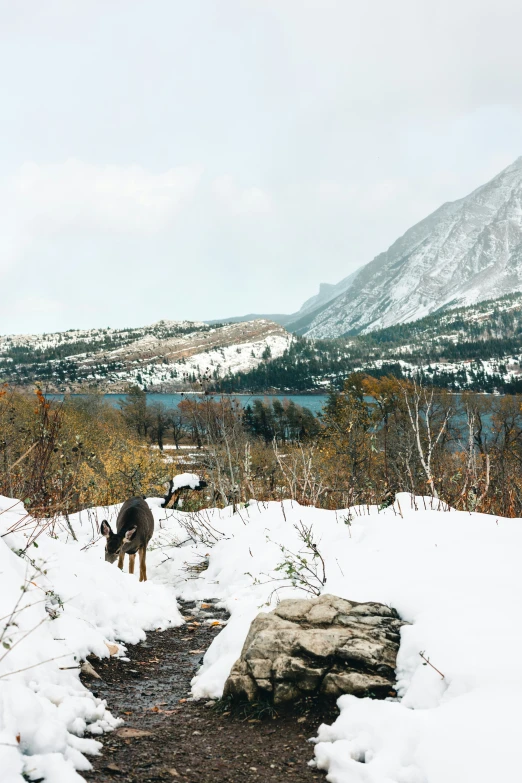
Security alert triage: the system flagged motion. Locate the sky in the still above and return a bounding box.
[2,0,522,334]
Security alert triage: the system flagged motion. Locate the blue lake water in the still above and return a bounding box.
[48,393,329,416]
[46,392,499,443]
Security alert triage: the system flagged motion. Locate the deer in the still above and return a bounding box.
[100,497,154,582]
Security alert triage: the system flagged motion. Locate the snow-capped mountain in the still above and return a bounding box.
[293,268,360,318]
[208,269,361,329]
[301,157,522,337]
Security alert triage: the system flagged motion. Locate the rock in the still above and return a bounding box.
[115,727,152,739]
[105,642,119,656]
[81,661,101,679]
[104,764,123,774]
[223,594,404,704]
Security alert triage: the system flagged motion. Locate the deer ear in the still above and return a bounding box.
[124,527,137,542]
[100,520,112,537]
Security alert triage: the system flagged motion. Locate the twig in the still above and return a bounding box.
[9,442,38,471]
[419,650,445,679]
[0,653,73,680]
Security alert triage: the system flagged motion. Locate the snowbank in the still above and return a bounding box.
[2,491,520,782]
[0,496,182,783]
[143,495,521,783]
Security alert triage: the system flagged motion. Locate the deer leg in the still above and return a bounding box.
[139,546,147,582]
[128,553,136,575]
[117,552,125,570]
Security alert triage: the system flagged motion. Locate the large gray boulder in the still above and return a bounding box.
[223,594,404,704]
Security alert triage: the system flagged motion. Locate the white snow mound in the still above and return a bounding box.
[0,496,182,783]
[144,495,522,783]
[2,491,520,783]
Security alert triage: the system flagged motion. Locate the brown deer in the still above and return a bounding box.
[100,497,154,582]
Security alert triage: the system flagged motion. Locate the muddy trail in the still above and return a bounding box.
[82,599,337,783]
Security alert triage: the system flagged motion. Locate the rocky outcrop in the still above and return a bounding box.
[223,594,404,705]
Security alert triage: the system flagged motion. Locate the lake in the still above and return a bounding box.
[48,393,330,416]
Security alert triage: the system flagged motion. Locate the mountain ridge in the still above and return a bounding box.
[302,156,522,337]
[0,319,292,393]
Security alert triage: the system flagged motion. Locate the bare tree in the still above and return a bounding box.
[148,401,168,451]
[273,439,325,506]
[400,380,452,499]
[168,412,186,449]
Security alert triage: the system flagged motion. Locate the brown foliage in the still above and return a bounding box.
[4,377,522,521]
[0,388,169,519]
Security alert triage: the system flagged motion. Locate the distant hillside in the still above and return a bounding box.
[0,319,292,392]
[6,293,522,395]
[206,313,293,327]
[213,293,522,394]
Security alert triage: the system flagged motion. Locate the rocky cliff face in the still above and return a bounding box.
[303,157,522,337]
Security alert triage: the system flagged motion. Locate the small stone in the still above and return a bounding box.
[105,642,119,656]
[80,661,101,679]
[297,716,307,723]
[115,727,152,739]
[104,764,123,774]
[205,700,216,708]
[167,768,180,777]
[192,730,202,735]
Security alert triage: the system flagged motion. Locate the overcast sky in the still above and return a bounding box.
[2,0,522,334]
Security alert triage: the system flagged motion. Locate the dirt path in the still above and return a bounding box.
[82,600,336,782]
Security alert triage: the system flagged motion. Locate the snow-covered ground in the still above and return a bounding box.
[150,496,522,783]
[1,492,521,782]
[355,355,522,388]
[0,496,182,783]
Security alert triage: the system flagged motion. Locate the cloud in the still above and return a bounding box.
[9,159,203,235]
[0,159,203,284]
[211,175,272,216]
[2,1,522,332]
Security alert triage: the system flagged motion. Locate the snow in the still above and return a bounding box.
[0,320,207,354]
[2,491,521,782]
[1,317,292,391]
[355,354,522,388]
[172,473,200,490]
[145,495,521,783]
[0,495,182,783]
[119,332,292,389]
